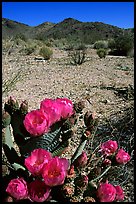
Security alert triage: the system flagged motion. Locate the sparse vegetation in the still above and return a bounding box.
[96,48,107,58]
[93,40,108,49]
[19,45,36,55]
[39,46,53,60]
[109,33,134,56]
[68,49,87,65]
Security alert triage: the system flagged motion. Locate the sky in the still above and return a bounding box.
[2,2,134,29]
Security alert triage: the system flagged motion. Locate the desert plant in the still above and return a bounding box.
[96,48,107,58]
[68,49,87,65]
[2,69,25,95]
[108,38,116,50]
[109,33,134,56]
[2,96,132,202]
[14,33,27,42]
[19,45,35,55]
[39,46,53,60]
[93,40,108,49]
[75,43,86,51]
[127,48,134,57]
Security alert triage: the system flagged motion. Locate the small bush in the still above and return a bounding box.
[97,48,107,58]
[25,47,35,55]
[14,33,27,42]
[39,46,53,60]
[109,33,134,56]
[68,49,87,65]
[75,43,86,51]
[108,38,116,50]
[127,48,134,57]
[93,40,108,49]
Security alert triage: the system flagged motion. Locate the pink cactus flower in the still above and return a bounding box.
[74,151,88,167]
[115,148,131,164]
[40,98,62,125]
[42,157,70,186]
[56,98,74,119]
[28,180,51,202]
[97,180,116,202]
[114,185,125,201]
[23,109,50,136]
[99,140,118,156]
[6,178,28,200]
[24,148,52,176]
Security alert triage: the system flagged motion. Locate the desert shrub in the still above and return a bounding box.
[39,46,53,60]
[21,46,35,55]
[68,49,87,65]
[93,40,108,49]
[14,33,27,42]
[108,38,116,50]
[96,48,107,58]
[75,43,86,51]
[127,48,134,57]
[65,43,86,51]
[109,33,134,56]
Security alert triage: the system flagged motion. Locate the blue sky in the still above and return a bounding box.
[2,2,134,28]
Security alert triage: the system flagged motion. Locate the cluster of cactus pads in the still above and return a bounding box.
[2,96,128,202]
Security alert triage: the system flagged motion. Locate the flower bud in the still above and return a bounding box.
[61,183,75,198]
[103,159,112,166]
[84,111,96,127]
[4,96,19,114]
[74,151,88,168]
[74,100,86,113]
[20,100,28,115]
[82,129,92,140]
[66,165,76,180]
[2,110,11,128]
[83,196,96,202]
[4,196,14,202]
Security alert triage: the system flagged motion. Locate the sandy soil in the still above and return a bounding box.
[2,48,134,115]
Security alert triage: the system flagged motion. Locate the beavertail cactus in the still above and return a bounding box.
[2,110,11,128]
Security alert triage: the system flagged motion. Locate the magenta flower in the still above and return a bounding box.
[6,178,28,200]
[28,180,51,202]
[115,148,131,164]
[42,157,69,186]
[25,148,52,176]
[40,98,62,125]
[74,151,88,167]
[23,109,50,136]
[56,98,74,119]
[99,140,118,156]
[114,185,125,201]
[97,181,116,202]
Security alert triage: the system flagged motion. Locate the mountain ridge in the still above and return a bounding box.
[2,17,134,44]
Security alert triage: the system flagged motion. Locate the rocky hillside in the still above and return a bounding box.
[2,17,134,44]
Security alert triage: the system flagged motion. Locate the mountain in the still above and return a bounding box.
[2,17,134,44]
[2,18,31,39]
